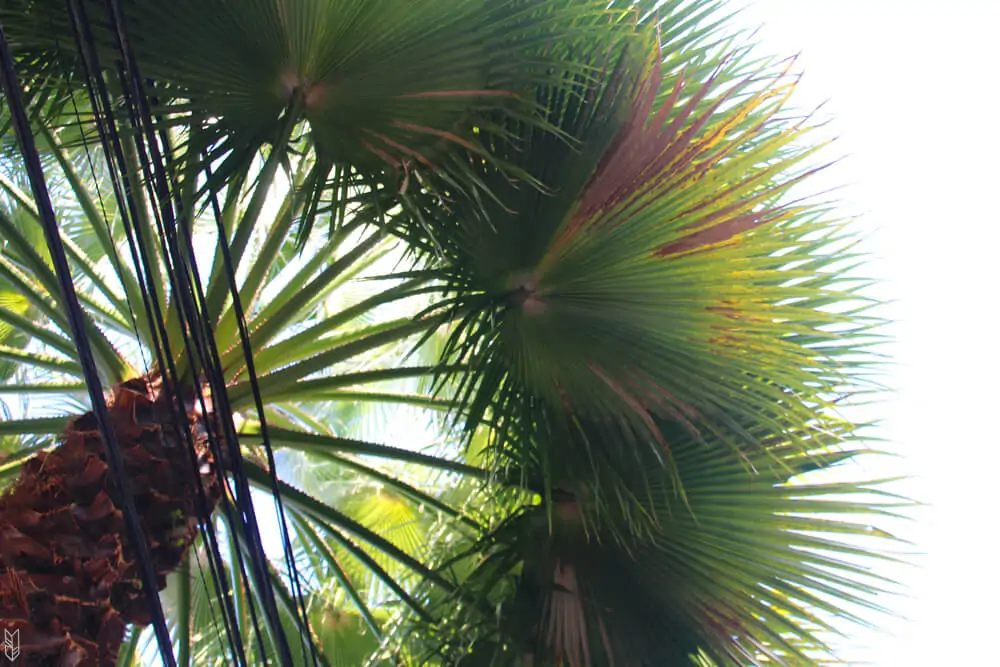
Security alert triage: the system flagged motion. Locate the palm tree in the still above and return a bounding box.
[0,1,897,666]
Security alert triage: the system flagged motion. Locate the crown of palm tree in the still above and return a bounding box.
[0,1,897,665]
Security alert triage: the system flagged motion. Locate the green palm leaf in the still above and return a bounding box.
[421,28,879,505]
[0,0,642,225]
[411,420,901,666]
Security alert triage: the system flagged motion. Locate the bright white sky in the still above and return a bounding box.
[739,1,1000,664]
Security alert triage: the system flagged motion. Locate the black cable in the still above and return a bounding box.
[61,3,249,662]
[101,2,310,662]
[204,162,321,667]
[65,63,238,663]
[28,2,319,663]
[114,72,269,662]
[104,49,266,664]
[0,19,177,667]
[105,47,280,665]
[58,43,247,667]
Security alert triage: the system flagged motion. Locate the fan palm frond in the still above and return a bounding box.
[411,419,901,666]
[422,28,879,508]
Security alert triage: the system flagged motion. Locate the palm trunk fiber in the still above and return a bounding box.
[0,377,221,666]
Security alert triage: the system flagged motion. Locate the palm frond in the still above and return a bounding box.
[422,29,880,507]
[410,420,902,666]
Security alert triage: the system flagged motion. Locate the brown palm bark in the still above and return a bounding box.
[0,377,221,666]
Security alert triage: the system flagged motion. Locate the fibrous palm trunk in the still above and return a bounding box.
[0,376,221,666]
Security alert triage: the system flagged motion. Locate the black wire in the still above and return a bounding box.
[101,1,315,663]
[103,47,268,664]
[114,72,270,661]
[57,42,247,667]
[204,161,321,667]
[16,2,321,663]
[66,75,238,667]
[114,74,256,662]
[61,14,248,667]
[0,19,177,667]
[178,194,315,666]
[61,2,249,663]
[106,51,286,667]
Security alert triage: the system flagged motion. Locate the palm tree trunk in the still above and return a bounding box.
[0,376,220,666]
